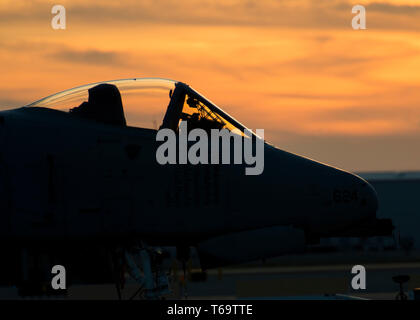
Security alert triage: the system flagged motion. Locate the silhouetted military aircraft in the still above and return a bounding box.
[0,78,393,298]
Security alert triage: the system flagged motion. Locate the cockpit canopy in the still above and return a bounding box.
[27,78,253,137]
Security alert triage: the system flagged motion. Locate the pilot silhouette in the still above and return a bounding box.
[70,83,127,126]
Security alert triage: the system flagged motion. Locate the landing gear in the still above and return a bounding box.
[113,244,171,300]
[393,275,410,300]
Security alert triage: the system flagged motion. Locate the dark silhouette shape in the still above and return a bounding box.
[70,83,126,126]
[393,275,410,300]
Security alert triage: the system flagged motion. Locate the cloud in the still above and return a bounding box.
[50,49,124,65]
[267,93,369,100]
[310,105,417,123]
[0,0,419,30]
[367,2,420,14]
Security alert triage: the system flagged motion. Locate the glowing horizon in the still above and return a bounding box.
[1,0,420,171]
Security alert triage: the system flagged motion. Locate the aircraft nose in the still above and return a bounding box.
[345,175,393,237]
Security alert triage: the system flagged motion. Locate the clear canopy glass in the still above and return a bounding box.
[28,78,176,130]
[27,77,256,138]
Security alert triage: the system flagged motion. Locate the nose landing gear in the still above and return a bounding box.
[113,244,171,300]
[393,275,410,300]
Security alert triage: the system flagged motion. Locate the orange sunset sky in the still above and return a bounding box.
[1,0,420,172]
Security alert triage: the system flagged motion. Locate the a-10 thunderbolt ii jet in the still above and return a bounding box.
[0,78,392,298]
